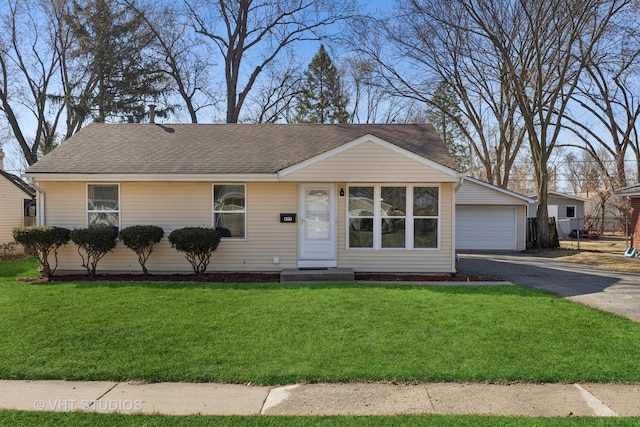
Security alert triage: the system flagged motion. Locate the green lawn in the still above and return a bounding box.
[1,412,639,426]
[1,258,640,384]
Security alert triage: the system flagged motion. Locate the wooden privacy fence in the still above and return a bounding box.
[526,217,559,249]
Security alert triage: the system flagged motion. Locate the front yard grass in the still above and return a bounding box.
[1,258,640,384]
[2,412,640,426]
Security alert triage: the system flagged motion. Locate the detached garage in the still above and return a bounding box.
[455,177,533,251]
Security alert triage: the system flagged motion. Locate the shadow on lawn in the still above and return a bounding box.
[56,279,555,298]
[458,254,621,298]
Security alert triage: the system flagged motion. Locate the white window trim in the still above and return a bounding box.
[346,184,441,250]
[565,205,576,218]
[86,183,121,229]
[212,183,247,241]
[412,185,441,250]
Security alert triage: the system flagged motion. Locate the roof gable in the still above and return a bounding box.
[278,134,459,181]
[457,177,533,205]
[25,123,458,179]
[0,170,35,197]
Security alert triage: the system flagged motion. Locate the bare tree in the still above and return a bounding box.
[185,0,357,123]
[243,57,304,123]
[125,0,218,123]
[0,0,68,166]
[458,0,628,247]
[507,147,537,196]
[355,1,525,187]
[562,6,640,189]
[361,0,627,247]
[564,151,603,196]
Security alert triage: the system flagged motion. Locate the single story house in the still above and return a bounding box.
[614,184,640,247]
[25,123,465,275]
[456,177,533,251]
[529,191,588,238]
[0,149,36,245]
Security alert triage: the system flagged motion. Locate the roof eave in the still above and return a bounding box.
[614,186,640,197]
[24,173,281,182]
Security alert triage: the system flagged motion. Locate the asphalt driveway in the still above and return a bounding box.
[458,253,640,322]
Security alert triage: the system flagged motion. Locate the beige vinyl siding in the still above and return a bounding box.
[0,177,26,244]
[200,182,298,272]
[456,179,525,205]
[337,182,455,273]
[282,141,458,183]
[43,181,299,273]
[40,182,86,228]
[41,179,456,274]
[515,205,526,251]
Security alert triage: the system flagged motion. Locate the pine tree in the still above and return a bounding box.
[425,81,468,170]
[294,45,349,123]
[66,0,169,123]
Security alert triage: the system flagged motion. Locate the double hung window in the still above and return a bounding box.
[87,184,119,228]
[213,184,246,239]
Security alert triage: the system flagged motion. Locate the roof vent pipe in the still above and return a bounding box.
[0,147,4,171]
[149,104,156,124]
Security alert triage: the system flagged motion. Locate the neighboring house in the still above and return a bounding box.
[0,149,36,245]
[529,191,588,238]
[614,184,640,247]
[456,177,533,251]
[25,123,463,275]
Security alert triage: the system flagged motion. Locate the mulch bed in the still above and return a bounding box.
[21,272,498,283]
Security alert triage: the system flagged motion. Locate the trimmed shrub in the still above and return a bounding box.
[119,225,164,275]
[168,227,220,275]
[13,226,71,278]
[70,226,118,277]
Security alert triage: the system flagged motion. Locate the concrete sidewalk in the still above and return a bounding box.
[1,380,640,417]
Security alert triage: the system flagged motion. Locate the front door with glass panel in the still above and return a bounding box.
[298,184,337,268]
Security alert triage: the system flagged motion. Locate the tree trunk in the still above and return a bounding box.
[536,166,551,248]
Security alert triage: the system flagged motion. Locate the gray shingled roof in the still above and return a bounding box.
[0,170,36,197]
[26,123,457,175]
[614,184,640,196]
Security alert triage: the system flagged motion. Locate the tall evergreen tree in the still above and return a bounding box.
[425,81,468,170]
[66,0,169,123]
[294,45,349,123]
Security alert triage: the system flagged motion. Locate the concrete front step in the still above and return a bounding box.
[280,268,355,284]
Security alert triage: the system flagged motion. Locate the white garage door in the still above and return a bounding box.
[456,206,516,250]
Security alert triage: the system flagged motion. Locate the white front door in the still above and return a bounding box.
[298,184,337,268]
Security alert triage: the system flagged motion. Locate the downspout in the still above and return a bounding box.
[28,180,45,226]
[453,174,465,274]
[455,174,465,192]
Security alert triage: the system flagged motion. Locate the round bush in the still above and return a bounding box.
[13,226,71,278]
[119,225,164,274]
[70,226,118,277]
[168,227,220,275]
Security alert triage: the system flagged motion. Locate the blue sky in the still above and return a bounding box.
[1,0,398,174]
